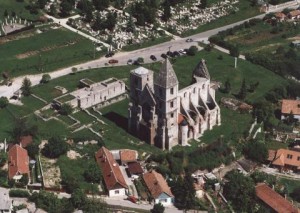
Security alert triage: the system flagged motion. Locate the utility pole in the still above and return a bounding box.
[234,57,237,69]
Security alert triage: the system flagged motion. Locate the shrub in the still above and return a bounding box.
[9,189,30,198]
[187,46,198,56]
[0,97,9,109]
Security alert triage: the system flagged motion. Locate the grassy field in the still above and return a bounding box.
[0,0,41,20]
[1,49,287,151]
[223,21,300,54]
[182,0,262,36]
[0,27,101,79]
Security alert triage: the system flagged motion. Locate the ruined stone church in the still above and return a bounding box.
[128,59,221,150]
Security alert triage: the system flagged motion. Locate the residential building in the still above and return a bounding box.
[288,10,300,19]
[143,170,174,206]
[119,149,138,165]
[8,144,30,181]
[281,99,300,121]
[53,78,126,109]
[274,12,286,22]
[256,183,299,213]
[128,59,221,150]
[268,149,300,172]
[127,162,144,177]
[95,147,128,197]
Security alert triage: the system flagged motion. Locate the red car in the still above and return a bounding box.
[109,59,118,64]
[127,195,138,203]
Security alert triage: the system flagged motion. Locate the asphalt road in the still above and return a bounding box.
[0,2,298,98]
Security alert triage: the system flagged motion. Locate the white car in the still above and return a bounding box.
[179,49,186,54]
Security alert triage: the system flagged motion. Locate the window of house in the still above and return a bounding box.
[159,88,163,96]
[170,101,174,108]
[171,113,174,118]
[184,92,186,97]
[115,190,119,194]
[170,87,174,95]
[193,88,196,93]
[160,199,167,203]
[135,79,138,86]
[298,156,300,161]
[287,154,293,159]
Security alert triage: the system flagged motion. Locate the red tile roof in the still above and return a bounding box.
[275,12,286,19]
[256,183,299,213]
[19,135,33,148]
[289,10,300,17]
[281,100,300,115]
[95,147,128,190]
[120,149,138,163]
[269,149,300,168]
[8,144,29,180]
[127,162,144,175]
[143,170,174,199]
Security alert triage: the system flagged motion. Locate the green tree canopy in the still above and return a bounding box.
[26,143,40,159]
[71,188,87,208]
[21,77,32,96]
[238,78,247,100]
[151,203,165,213]
[40,74,51,84]
[187,46,198,56]
[42,136,69,159]
[84,161,102,183]
[0,97,9,109]
[244,140,268,163]
[223,170,255,212]
[59,103,73,115]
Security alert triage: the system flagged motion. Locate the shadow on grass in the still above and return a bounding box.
[103,112,128,132]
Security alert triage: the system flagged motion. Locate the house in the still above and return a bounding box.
[128,59,221,150]
[274,12,286,22]
[288,10,300,19]
[281,99,300,121]
[268,149,300,172]
[0,191,12,213]
[256,183,299,213]
[95,147,128,197]
[120,149,138,165]
[127,162,144,177]
[143,170,174,206]
[291,40,300,48]
[8,144,30,181]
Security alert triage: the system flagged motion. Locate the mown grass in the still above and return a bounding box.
[0,27,101,79]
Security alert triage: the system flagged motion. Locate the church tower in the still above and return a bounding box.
[154,59,179,150]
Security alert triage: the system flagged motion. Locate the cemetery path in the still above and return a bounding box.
[1,3,299,99]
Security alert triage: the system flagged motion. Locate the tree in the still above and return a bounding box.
[285,48,297,60]
[59,103,73,115]
[0,97,9,109]
[224,79,231,93]
[40,74,51,84]
[223,170,255,212]
[38,0,47,9]
[60,1,73,17]
[151,203,165,213]
[49,4,57,16]
[162,0,171,21]
[84,161,102,183]
[21,77,32,96]
[243,140,268,163]
[71,188,87,208]
[42,136,68,158]
[172,173,196,210]
[200,0,207,9]
[238,78,247,100]
[93,0,109,11]
[19,174,29,187]
[0,152,7,167]
[26,143,39,159]
[4,10,8,17]
[105,12,117,31]
[187,46,198,56]
[291,187,300,202]
[229,45,240,58]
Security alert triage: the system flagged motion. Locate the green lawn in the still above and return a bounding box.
[0,0,41,20]
[72,111,96,125]
[58,115,76,126]
[0,27,101,79]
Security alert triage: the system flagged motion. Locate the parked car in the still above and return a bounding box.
[133,60,141,66]
[108,59,118,64]
[127,59,133,65]
[150,55,157,61]
[186,38,193,42]
[173,51,180,57]
[128,196,138,203]
[105,52,115,58]
[161,53,167,59]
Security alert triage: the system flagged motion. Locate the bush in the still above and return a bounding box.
[187,46,198,56]
[9,189,30,197]
[59,103,73,115]
[40,74,51,84]
[0,97,9,109]
[42,136,69,158]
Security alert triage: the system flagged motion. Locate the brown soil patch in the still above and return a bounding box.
[0,30,35,45]
[287,35,300,40]
[254,43,282,51]
[227,31,282,45]
[15,38,81,59]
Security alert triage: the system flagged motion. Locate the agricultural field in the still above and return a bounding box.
[222,21,300,54]
[0,26,100,80]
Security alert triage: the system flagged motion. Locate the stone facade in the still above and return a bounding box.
[128,59,221,150]
[53,78,126,109]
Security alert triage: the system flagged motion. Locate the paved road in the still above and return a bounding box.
[0,2,299,99]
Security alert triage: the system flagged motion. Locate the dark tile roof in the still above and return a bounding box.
[127,162,143,175]
[154,59,178,88]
